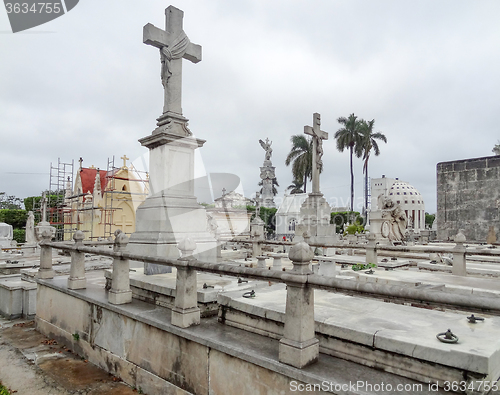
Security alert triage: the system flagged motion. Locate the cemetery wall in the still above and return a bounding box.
[436,155,500,241]
[34,283,315,395]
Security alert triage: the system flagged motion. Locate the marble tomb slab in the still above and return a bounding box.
[218,284,500,388]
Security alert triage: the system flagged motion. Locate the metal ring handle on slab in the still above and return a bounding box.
[243,290,255,298]
[365,269,375,275]
[467,314,485,324]
[436,329,459,344]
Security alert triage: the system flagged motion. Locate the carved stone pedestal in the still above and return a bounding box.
[129,129,217,274]
[295,193,336,244]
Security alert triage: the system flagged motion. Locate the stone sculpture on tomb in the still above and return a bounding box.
[259,138,273,161]
[258,138,277,208]
[34,192,56,241]
[206,212,218,237]
[380,196,407,242]
[25,211,36,245]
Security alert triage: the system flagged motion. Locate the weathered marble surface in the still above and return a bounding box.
[219,283,500,385]
[36,273,449,394]
[0,274,37,319]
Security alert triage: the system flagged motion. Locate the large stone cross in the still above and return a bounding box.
[304,113,328,194]
[143,6,202,117]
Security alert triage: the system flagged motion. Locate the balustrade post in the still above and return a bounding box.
[171,238,200,328]
[109,230,132,304]
[68,230,87,289]
[272,254,283,270]
[37,229,54,279]
[279,241,319,368]
[256,255,267,269]
[452,230,467,276]
[365,230,377,266]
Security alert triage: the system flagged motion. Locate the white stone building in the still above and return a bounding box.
[207,191,253,240]
[371,176,426,231]
[275,193,309,236]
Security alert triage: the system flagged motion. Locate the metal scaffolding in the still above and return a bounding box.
[47,156,148,241]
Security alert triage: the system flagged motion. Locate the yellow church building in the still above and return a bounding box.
[64,155,148,240]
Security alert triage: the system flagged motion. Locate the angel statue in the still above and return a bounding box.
[259,138,273,161]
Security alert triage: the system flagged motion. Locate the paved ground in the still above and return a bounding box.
[0,317,142,395]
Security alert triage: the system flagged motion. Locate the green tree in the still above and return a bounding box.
[0,210,27,229]
[330,211,363,234]
[248,205,277,235]
[285,135,313,193]
[0,192,23,209]
[356,119,387,216]
[286,179,304,194]
[335,114,363,212]
[425,212,435,228]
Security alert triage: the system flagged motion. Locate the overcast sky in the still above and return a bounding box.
[1,0,500,214]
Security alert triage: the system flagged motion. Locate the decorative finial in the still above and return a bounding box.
[121,154,129,168]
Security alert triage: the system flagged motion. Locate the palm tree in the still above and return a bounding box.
[356,119,387,215]
[286,179,304,194]
[285,135,313,193]
[335,114,363,212]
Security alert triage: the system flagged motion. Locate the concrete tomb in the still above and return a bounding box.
[0,222,13,248]
[207,190,252,241]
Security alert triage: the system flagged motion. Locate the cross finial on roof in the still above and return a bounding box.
[121,154,129,168]
[78,157,83,170]
[222,187,226,196]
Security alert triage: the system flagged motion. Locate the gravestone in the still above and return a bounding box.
[129,6,216,274]
[295,113,335,244]
[0,222,13,248]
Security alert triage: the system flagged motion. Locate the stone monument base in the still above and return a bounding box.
[368,210,391,245]
[295,193,336,244]
[129,194,217,275]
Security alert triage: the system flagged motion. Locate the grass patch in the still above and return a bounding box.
[0,380,11,395]
[352,263,377,271]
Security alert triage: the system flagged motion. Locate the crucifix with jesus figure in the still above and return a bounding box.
[143,6,201,121]
[304,113,328,194]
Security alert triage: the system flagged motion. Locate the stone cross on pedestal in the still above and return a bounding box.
[143,6,202,120]
[131,6,217,274]
[304,113,328,194]
[121,154,129,168]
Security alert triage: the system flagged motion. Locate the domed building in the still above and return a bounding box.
[371,176,426,231]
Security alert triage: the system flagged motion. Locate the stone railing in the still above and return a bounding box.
[37,229,500,370]
[242,229,500,277]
